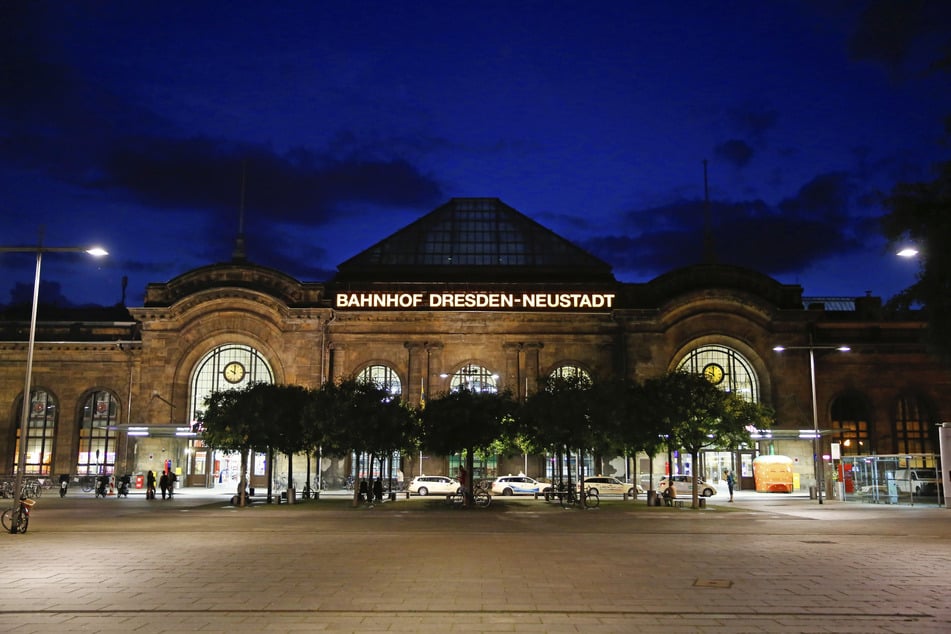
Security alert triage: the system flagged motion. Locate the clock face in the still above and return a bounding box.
[223,361,246,384]
[702,363,725,385]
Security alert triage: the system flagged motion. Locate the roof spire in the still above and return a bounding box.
[703,159,716,264]
[232,160,247,262]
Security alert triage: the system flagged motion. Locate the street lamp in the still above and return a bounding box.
[773,339,850,504]
[1,243,108,532]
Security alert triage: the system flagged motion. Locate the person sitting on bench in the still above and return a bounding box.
[663,481,678,506]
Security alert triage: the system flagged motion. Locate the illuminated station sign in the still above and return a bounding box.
[335,291,617,311]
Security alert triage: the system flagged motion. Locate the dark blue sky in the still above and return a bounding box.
[2,1,949,308]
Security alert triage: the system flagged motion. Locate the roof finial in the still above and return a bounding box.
[232,160,247,262]
[703,159,716,264]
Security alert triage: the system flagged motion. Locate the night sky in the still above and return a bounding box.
[2,1,949,308]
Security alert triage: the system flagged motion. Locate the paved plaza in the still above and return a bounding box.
[2,486,949,633]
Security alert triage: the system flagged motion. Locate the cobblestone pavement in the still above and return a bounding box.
[2,488,949,633]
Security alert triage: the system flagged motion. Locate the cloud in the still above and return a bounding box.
[847,0,951,75]
[96,137,443,224]
[714,139,755,168]
[583,172,867,281]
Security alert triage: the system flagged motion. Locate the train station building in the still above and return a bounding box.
[2,198,948,496]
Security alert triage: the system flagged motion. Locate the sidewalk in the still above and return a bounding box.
[3,487,950,633]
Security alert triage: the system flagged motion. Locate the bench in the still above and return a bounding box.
[671,499,686,508]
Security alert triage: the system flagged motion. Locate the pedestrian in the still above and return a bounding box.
[146,470,156,500]
[168,471,177,498]
[159,471,169,500]
[725,470,736,502]
[373,476,383,503]
[358,478,368,503]
[458,465,468,507]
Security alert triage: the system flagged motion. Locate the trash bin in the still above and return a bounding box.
[698,497,706,509]
[809,485,817,499]
[646,490,657,506]
[287,487,296,504]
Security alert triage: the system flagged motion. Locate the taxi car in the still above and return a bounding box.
[408,475,461,496]
[581,475,642,497]
[658,475,717,497]
[491,475,552,496]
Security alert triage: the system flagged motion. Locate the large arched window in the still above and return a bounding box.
[830,391,870,456]
[893,394,934,454]
[13,389,57,475]
[77,390,120,475]
[450,364,498,393]
[358,365,402,398]
[677,345,759,402]
[189,344,274,423]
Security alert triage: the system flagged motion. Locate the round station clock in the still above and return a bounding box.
[223,361,246,383]
[702,363,725,385]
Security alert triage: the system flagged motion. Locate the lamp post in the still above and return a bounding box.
[773,339,850,504]
[1,243,107,532]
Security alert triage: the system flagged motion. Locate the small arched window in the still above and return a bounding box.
[450,364,498,394]
[358,365,402,398]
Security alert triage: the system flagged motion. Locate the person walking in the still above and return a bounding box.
[146,470,156,500]
[373,477,384,503]
[159,471,169,500]
[725,470,736,502]
[358,478,368,503]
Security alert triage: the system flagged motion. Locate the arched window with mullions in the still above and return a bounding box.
[830,391,871,456]
[13,389,57,475]
[450,364,498,393]
[358,365,402,399]
[77,390,121,475]
[677,345,760,403]
[190,344,274,424]
[549,364,592,384]
[893,393,935,454]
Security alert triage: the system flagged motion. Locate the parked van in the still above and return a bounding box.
[893,468,940,496]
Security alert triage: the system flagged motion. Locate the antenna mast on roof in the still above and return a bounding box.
[232,160,247,262]
[703,159,716,264]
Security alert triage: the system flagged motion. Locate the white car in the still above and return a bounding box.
[658,475,717,497]
[581,476,642,497]
[491,475,552,496]
[408,475,461,496]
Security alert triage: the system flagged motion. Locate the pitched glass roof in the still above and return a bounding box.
[335,198,614,282]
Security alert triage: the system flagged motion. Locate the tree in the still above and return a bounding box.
[521,373,600,494]
[419,388,516,502]
[641,372,761,508]
[882,158,951,359]
[311,378,418,505]
[198,382,274,507]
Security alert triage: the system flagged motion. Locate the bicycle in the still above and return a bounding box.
[2,496,35,534]
[558,485,599,509]
[448,483,492,509]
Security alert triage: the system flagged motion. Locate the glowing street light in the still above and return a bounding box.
[773,340,850,504]
[1,243,108,532]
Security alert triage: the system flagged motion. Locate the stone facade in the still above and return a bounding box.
[2,200,949,495]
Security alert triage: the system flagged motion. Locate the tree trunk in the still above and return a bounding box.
[691,449,700,508]
[238,447,250,507]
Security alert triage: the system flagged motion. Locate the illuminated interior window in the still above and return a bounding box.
[358,365,402,398]
[831,392,870,456]
[14,389,56,475]
[77,390,120,475]
[549,365,591,383]
[190,344,274,424]
[894,394,932,454]
[450,364,498,394]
